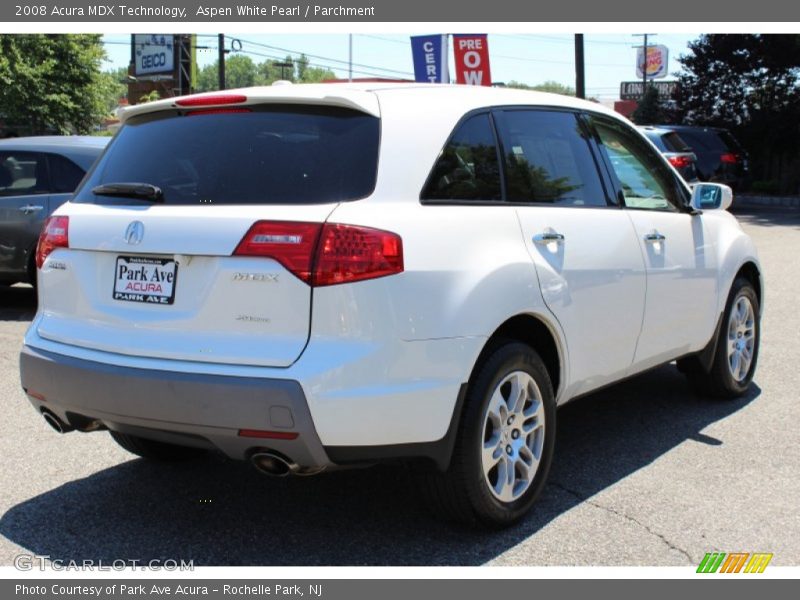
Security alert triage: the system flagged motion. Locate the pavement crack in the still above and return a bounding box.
[550,481,695,563]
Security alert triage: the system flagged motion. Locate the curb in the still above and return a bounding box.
[735,195,800,208]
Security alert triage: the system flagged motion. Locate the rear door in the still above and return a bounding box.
[494,109,647,396]
[0,150,50,279]
[588,115,719,369]
[36,102,380,367]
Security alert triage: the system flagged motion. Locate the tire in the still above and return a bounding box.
[421,341,556,527]
[109,431,207,461]
[681,277,760,398]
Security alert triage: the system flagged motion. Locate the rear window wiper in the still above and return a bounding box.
[92,182,164,202]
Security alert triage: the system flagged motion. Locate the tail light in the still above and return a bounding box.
[720,153,739,164]
[234,221,404,286]
[668,155,692,169]
[36,216,69,269]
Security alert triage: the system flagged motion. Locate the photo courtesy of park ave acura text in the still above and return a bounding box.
[0,23,798,572]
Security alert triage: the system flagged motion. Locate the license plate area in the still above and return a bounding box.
[113,256,178,305]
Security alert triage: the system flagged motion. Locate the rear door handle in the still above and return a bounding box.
[533,229,565,245]
[19,205,44,214]
[644,230,666,242]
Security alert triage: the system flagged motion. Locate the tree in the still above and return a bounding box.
[195,54,336,91]
[506,80,575,96]
[675,34,800,192]
[98,66,128,114]
[0,34,110,134]
[632,86,665,125]
[195,55,258,91]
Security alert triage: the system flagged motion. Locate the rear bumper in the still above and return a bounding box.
[19,345,331,469]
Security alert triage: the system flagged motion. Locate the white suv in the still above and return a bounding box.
[20,84,762,526]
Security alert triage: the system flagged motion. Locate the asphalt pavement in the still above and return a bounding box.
[0,206,798,566]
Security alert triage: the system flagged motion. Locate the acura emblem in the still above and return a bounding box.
[124,221,144,245]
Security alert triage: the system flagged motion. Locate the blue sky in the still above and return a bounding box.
[101,32,698,101]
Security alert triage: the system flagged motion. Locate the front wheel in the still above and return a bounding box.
[681,277,760,398]
[421,342,556,527]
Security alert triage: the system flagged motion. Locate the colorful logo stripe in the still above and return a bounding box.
[697,552,773,573]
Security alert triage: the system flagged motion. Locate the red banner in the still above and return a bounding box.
[453,34,492,86]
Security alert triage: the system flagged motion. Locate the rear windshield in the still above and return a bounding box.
[73,104,379,206]
[676,129,730,153]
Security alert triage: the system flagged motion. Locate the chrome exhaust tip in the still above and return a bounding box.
[251,451,298,477]
[41,410,73,434]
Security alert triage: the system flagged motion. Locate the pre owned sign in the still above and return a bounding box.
[453,34,492,86]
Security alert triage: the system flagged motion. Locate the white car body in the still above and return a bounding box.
[20,83,762,491]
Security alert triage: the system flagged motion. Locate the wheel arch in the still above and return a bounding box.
[735,260,762,311]
[470,313,565,402]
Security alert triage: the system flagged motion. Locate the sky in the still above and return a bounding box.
[100,32,698,102]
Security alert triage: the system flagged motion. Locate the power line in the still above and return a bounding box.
[234,37,414,77]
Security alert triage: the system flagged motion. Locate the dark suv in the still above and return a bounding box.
[657,125,749,191]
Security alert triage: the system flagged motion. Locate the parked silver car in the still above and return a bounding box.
[0,136,108,286]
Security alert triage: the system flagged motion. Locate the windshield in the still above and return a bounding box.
[74,104,380,206]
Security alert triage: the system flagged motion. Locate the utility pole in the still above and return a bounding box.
[348,34,353,82]
[574,34,585,99]
[218,34,226,90]
[633,33,656,94]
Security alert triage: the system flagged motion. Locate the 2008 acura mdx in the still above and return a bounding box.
[19,84,762,526]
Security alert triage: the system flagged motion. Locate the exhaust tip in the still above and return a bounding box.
[251,451,297,477]
[41,410,73,434]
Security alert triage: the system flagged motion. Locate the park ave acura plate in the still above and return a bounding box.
[113,255,178,305]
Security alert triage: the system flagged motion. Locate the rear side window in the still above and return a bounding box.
[0,151,48,196]
[661,132,691,153]
[74,105,379,205]
[47,154,86,193]
[495,110,608,207]
[422,113,502,201]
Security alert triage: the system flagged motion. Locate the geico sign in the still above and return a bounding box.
[141,53,168,70]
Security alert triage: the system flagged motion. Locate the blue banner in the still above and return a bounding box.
[410,35,449,83]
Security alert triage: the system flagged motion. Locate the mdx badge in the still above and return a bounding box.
[233,273,279,282]
[124,221,144,245]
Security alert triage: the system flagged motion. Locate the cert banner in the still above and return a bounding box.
[410,35,449,83]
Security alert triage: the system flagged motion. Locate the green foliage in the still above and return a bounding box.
[196,53,335,92]
[138,90,161,104]
[0,34,109,134]
[506,80,575,96]
[98,66,128,114]
[675,34,800,192]
[632,86,665,125]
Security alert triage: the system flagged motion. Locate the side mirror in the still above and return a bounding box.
[690,182,733,211]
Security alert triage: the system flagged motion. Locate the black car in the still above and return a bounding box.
[657,125,749,190]
[0,136,108,286]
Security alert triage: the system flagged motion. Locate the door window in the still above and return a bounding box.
[495,110,608,207]
[590,117,688,212]
[0,152,48,196]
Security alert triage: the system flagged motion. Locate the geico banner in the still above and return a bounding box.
[410,35,450,83]
[134,34,175,76]
[453,34,492,86]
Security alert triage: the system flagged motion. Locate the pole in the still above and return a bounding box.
[642,33,648,93]
[348,34,353,82]
[218,33,226,90]
[574,34,585,99]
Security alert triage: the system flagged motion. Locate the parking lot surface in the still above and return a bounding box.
[1,206,798,566]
